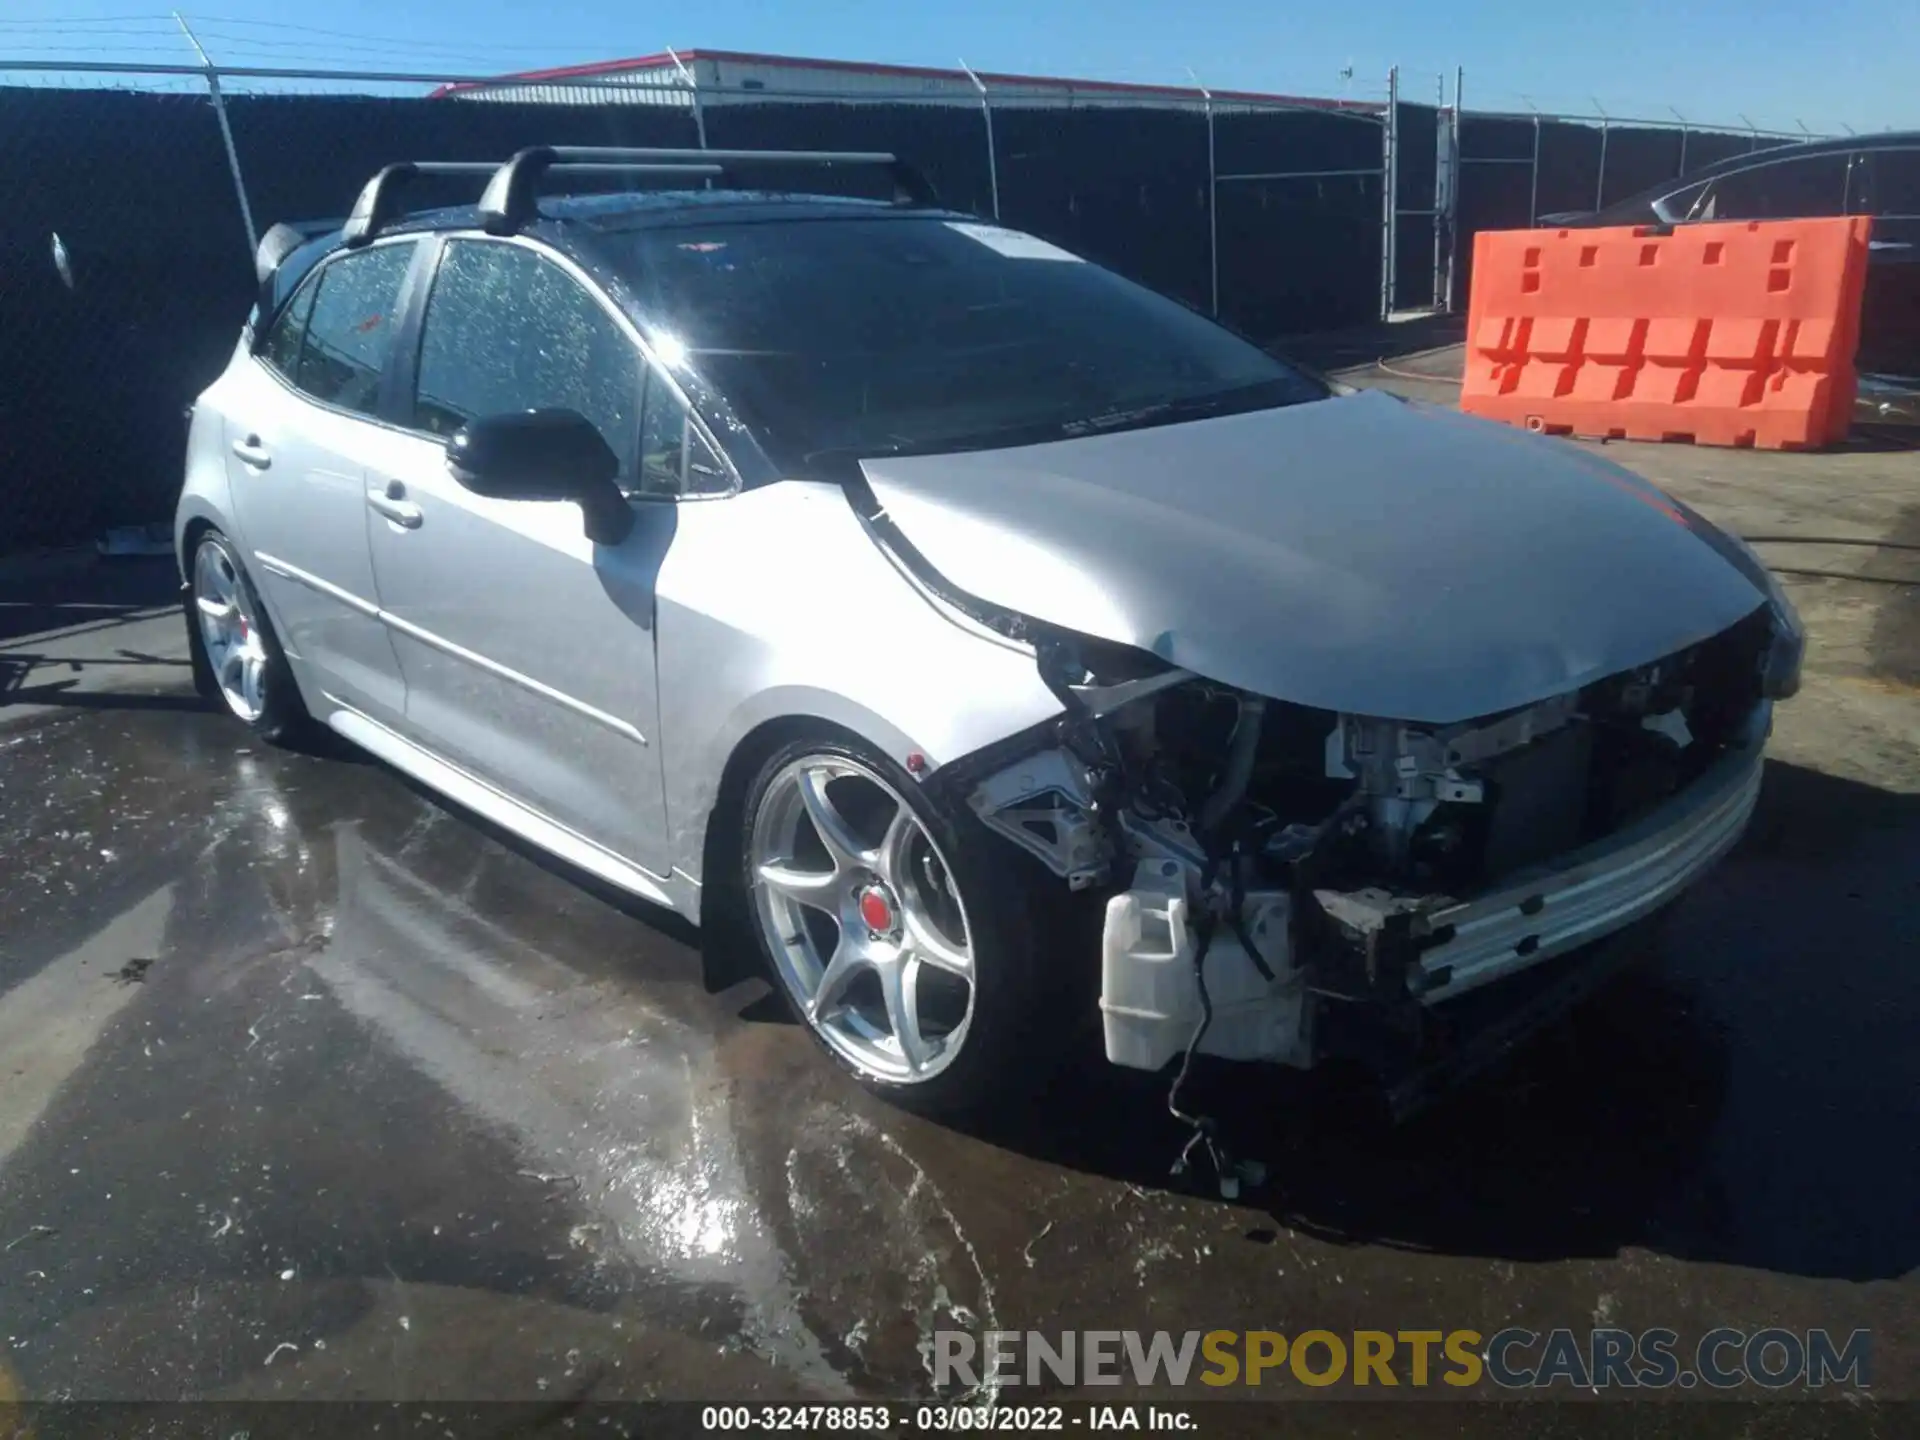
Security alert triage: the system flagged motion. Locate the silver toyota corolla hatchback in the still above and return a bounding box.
[176,147,1803,1116]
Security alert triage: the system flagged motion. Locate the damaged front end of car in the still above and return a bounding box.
[931,599,1796,1105]
[851,391,1805,1112]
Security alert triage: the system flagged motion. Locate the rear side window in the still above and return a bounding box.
[1854,149,1920,217]
[411,240,641,480]
[260,274,317,378]
[292,242,415,416]
[1698,155,1849,221]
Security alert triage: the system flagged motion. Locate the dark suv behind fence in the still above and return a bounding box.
[1543,133,1920,380]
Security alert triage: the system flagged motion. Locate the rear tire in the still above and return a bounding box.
[185,529,314,747]
[739,733,1055,1116]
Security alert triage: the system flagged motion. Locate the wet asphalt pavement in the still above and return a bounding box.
[5,392,1920,1426]
[2,694,1915,1418]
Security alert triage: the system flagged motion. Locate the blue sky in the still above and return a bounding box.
[3,0,1914,134]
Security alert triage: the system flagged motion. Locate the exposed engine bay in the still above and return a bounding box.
[948,605,1788,1082]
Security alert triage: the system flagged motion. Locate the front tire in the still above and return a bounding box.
[740,735,1050,1115]
[186,529,313,746]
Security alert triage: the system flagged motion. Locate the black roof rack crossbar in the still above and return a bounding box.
[343,162,496,247]
[476,145,941,234]
[343,158,724,246]
[343,147,940,246]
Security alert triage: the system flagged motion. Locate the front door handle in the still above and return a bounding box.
[231,435,272,469]
[366,482,423,530]
[1868,239,1913,252]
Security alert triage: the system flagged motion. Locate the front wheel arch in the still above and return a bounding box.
[698,715,871,939]
[730,726,1065,1113]
[184,527,313,746]
[180,516,222,700]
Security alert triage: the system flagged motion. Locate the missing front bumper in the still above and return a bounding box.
[1095,703,1769,1079]
[1410,703,1768,1003]
[1331,915,1667,1121]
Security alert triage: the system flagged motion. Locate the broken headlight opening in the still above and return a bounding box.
[962,607,1782,1187]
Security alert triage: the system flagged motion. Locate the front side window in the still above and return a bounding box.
[294,242,415,416]
[600,216,1326,472]
[1697,155,1850,221]
[412,240,641,481]
[634,368,729,498]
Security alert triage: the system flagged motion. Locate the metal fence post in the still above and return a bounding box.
[1432,73,1446,316]
[961,61,1001,219]
[1447,65,1462,312]
[1380,65,1398,320]
[666,48,707,151]
[173,12,256,256]
[1670,107,1690,176]
[1594,102,1610,210]
[1189,72,1219,318]
[1528,111,1542,226]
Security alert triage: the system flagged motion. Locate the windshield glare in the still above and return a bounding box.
[601,215,1326,470]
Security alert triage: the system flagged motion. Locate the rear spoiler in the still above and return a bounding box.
[252,218,342,326]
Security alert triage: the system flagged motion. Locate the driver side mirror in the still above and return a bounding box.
[447,409,635,546]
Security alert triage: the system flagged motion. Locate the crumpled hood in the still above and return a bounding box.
[861,389,1769,724]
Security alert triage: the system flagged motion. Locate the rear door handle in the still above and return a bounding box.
[1868,239,1914,251]
[366,482,423,530]
[231,436,272,469]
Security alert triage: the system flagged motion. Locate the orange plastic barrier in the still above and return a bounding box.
[1460,216,1873,450]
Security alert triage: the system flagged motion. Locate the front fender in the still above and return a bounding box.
[653,480,1064,884]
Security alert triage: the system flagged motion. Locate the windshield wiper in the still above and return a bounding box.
[800,375,1330,474]
[1057,378,1320,439]
[1059,402,1174,436]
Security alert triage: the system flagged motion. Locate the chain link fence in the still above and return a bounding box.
[0,59,1789,553]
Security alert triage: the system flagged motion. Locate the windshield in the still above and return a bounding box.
[599,215,1327,471]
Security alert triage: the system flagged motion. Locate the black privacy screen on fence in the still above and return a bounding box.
[1,90,251,554]
[0,85,1391,551]
[0,81,1758,551]
[0,89,715,552]
[1452,113,1766,301]
[1393,102,1439,311]
[0,87,1397,552]
[1215,106,1384,340]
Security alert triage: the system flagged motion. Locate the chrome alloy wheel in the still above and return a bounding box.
[193,537,271,723]
[749,754,976,1083]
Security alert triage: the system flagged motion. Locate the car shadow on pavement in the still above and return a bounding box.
[948,757,1920,1284]
[1837,421,1920,455]
[0,674,201,715]
[0,555,198,724]
[0,554,179,642]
